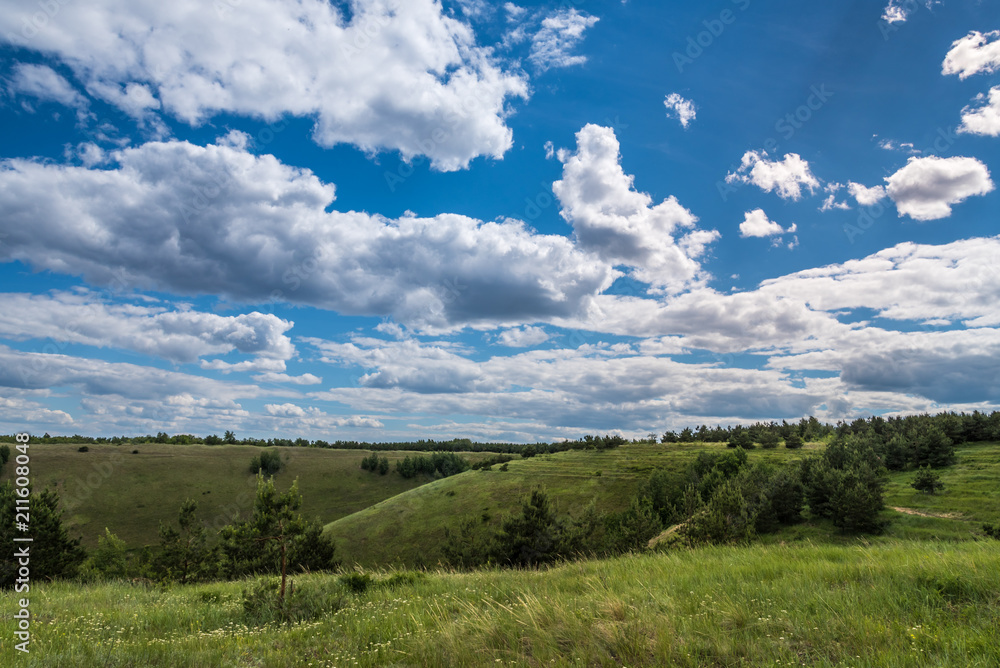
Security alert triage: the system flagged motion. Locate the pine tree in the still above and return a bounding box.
[219,475,338,602]
[156,499,216,584]
[0,484,86,586]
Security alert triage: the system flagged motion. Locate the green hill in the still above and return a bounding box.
[0,443,480,549]
[326,440,1000,567]
[324,441,820,567]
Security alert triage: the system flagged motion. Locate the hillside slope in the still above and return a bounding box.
[324,441,817,567]
[0,443,457,548]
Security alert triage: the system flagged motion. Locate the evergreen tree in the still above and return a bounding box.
[0,484,86,586]
[910,466,944,494]
[493,489,564,568]
[219,475,338,600]
[156,499,217,584]
[82,528,131,580]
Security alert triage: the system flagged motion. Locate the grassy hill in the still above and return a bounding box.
[0,443,487,549]
[325,440,1000,567]
[324,441,820,567]
[3,539,998,666]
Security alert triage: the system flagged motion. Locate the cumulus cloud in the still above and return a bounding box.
[848,181,888,206]
[884,155,994,221]
[496,326,549,347]
[253,372,323,385]
[664,93,696,128]
[0,0,529,171]
[0,135,612,332]
[552,124,719,291]
[881,0,937,24]
[739,209,795,238]
[726,151,820,200]
[959,86,1000,137]
[942,30,1000,79]
[0,292,295,364]
[529,9,600,72]
[6,63,87,109]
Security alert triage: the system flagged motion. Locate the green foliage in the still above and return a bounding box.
[783,433,804,449]
[218,475,338,581]
[757,431,780,449]
[339,571,373,594]
[395,452,469,479]
[81,528,131,581]
[493,489,564,568]
[78,445,89,452]
[0,444,8,470]
[726,428,753,449]
[681,479,757,546]
[241,577,345,626]
[911,466,945,494]
[802,438,887,534]
[913,425,956,468]
[155,499,217,584]
[360,452,389,474]
[603,495,662,553]
[249,449,283,475]
[0,483,86,587]
[983,523,1000,539]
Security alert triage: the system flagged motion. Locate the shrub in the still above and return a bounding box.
[911,466,944,494]
[983,524,1000,540]
[242,577,344,625]
[78,446,89,452]
[784,433,804,449]
[339,571,373,594]
[249,449,282,475]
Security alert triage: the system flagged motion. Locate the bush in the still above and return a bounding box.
[784,433,804,449]
[78,446,89,452]
[911,466,944,494]
[242,577,344,626]
[81,528,131,581]
[681,480,757,546]
[339,571,373,594]
[249,449,282,475]
[983,524,1000,540]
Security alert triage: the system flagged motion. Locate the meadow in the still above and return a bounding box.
[2,540,998,667]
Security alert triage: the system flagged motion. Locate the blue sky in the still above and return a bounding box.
[1,0,999,442]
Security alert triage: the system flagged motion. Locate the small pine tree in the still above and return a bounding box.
[784,433,804,449]
[910,466,944,494]
[83,528,131,580]
[377,456,389,475]
[156,499,217,584]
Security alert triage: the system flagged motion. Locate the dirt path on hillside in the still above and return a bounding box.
[890,506,965,520]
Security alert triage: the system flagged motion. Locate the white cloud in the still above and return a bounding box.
[6,63,87,109]
[529,9,600,72]
[496,326,549,347]
[552,124,719,291]
[739,209,790,238]
[725,151,820,200]
[664,93,696,129]
[819,194,851,212]
[848,181,888,206]
[0,135,613,333]
[959,86,1000,137]
[0,291,295,364]
[0,0,529,171]
[878,139,918,154]
[253,372,323,385]
[942,30,1000,79]
[884,155,994,221]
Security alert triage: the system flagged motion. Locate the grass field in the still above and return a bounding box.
[0,443,489,549]
[323,441,825,567]
[3,540,998,667]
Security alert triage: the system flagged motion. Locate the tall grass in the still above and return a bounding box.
[3,540,998,666]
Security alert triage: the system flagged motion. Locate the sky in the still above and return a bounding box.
[0,0,999,443]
